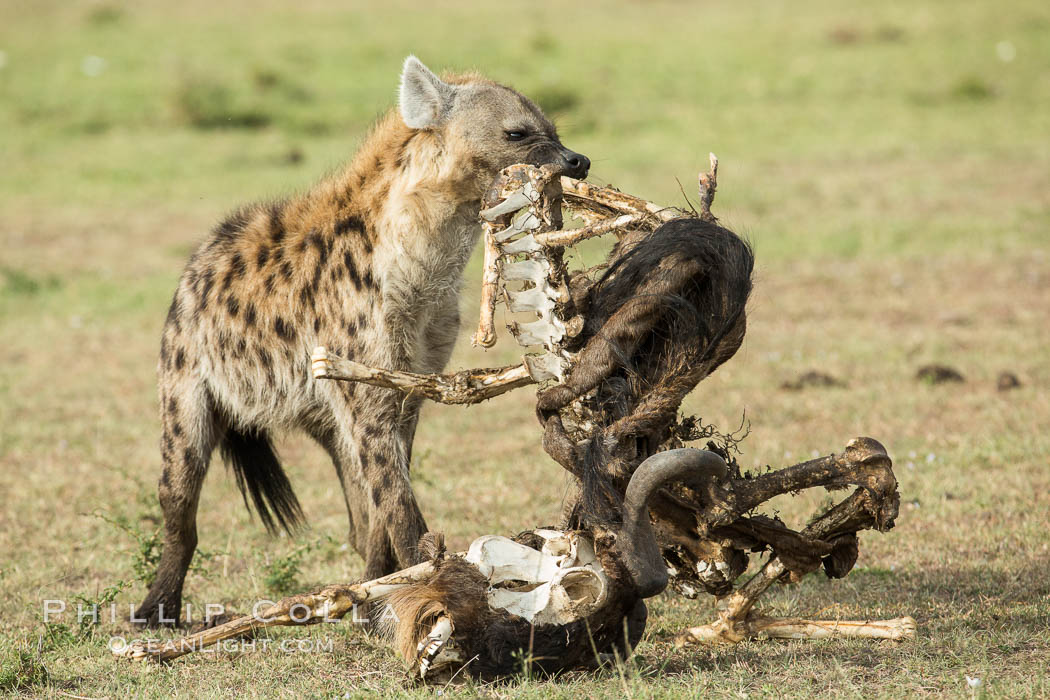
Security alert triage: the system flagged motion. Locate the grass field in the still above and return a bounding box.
[1,0,1048,696]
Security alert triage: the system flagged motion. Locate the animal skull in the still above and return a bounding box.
[465,530,609,626]
[409,529,613,678]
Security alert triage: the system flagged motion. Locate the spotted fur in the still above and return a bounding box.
[135,57,589,626]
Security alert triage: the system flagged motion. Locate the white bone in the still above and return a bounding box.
[523,353,567,382]
[677,616,918,646]
[511,317,565,349]
[501,259,549,281]
[480,191,532,220]
[506,288,556,315]
[493,211,542,242]
[464,533,609,626]
[466,536,561,583]
[500,234,542,255]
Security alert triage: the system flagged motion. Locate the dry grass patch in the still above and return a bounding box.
[2,247,1047,696]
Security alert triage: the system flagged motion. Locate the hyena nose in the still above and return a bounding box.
[561,150,590,179]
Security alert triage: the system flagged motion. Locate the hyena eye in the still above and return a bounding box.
[504,130,528,142]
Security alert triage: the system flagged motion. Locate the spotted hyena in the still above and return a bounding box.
[134,57,589,626]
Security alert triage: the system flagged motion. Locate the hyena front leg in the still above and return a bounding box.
[327,387,427,580]
[134,375,220,627]
[395,393,425,468]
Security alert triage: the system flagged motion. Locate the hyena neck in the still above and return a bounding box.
[338,111,487,299]
[346,110,485,242]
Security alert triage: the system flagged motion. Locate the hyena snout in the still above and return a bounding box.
[527,143,590,180]
[557,147,590,179]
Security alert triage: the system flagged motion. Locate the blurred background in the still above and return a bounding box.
[2,0,1047,266]
[0,1,1047,695]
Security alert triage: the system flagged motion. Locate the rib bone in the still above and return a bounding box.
[471,230,502,348]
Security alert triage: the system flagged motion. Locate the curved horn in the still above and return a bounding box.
[612,448,728,598]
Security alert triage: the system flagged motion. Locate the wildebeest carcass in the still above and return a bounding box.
[114,161,914,678]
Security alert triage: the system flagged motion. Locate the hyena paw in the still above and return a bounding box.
[132,598,182,629]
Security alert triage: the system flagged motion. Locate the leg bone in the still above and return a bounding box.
[674,458,911,647]
[676,616,917,646]
[114,561,435,662]
[312,347,535,404]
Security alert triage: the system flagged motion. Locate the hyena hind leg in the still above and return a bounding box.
[135,378,220,628]
[357,480,425,582]
[310,425,372,561]
[362,426,428,579]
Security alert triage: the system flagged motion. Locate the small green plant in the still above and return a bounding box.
[93,512,162,584]
[71,580,131,640]
[260,536,336,593]
[93,511,216,585]
[510,645,535,682]
[263,541,316,595]
[41,579,132,648]
[0,644,49,692]
[41,621,76,650]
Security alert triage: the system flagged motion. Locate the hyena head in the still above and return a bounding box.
[398,56,590,190]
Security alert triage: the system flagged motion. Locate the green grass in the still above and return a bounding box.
[1,0,1049,697]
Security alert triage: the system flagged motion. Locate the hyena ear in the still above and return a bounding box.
[398,55,457,130]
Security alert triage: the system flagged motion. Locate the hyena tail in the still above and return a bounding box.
[221,428,305,534]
